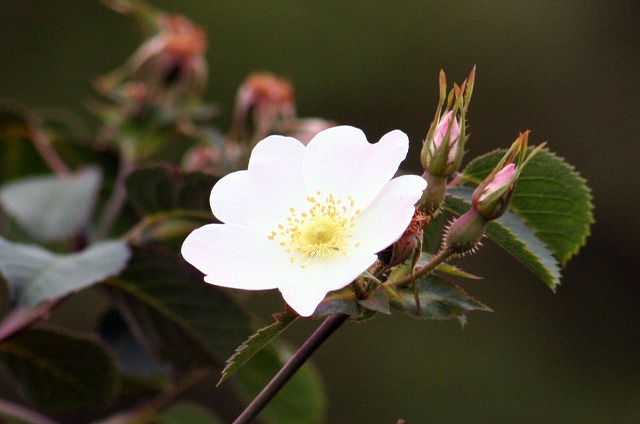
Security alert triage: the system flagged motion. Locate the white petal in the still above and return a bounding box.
[303,126,409,209]
[210,135,307,230]
[350,174,427,253]
[181,223,295,290]
[278,253,377,316]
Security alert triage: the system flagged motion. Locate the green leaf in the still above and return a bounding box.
[235,343,326,424]
[125,165,218,216]
[0,327,118,410]
[357,288,391,314]
[391,274,492,320]
[219,312,297,384]
[0,236,130,307]
[103,246,252,368]
[0,167,101,242]
[312,290,360,318]
[461,147,594,265]
[155,401,224,424]
[446,187,562,290]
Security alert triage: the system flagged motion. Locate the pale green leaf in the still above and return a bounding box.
[0,236,130,306]
[0,327,118,410]
[0,168,101,242]
[219,312,297,384]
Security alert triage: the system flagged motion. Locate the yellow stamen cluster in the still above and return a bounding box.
[268,190,361,267]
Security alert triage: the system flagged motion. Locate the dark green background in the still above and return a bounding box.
[1,1,638,423]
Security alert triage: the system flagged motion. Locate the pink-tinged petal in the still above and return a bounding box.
[350,175,427,253]
[210,135,307,230]
[181,223,295,290]
[279,253,377,316]
[303,126,409,210]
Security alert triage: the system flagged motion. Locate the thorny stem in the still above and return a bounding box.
[232,313,349,424]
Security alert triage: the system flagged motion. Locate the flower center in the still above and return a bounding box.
[268,190,361,267]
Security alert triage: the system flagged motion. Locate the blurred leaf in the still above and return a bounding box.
[0,167,101,242]
[0,237,130,307]
[0,327,118,410]
[0,238,129,306]
[219,312,297,384]
[235,343,326,424]
[391,274,492,320]
[446,187,561,290]
[126,165,217,216]
[155,401,224,424]
[103,246,251,368]
[461,147,594,265]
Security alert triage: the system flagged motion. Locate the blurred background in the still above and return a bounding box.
[0,1,638,423]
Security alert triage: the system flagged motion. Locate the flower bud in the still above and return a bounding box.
[472,131,545,220]
[473,163,517,220]
[420,67,475,178]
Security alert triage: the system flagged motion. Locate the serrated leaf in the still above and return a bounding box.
[125,165,218,216]
[0,327,118,410]
[219,312,297,384]
[155,401,224,424]
[235,343,326,424]
[103,246,251,368]
[0,236,130,307]
[391,274,492,320]
[461,148,594,265]
[446,187,561,290]
[0,167,101,242]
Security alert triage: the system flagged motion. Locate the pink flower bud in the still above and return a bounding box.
[433,110,461,164]
[476,163,516,204]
